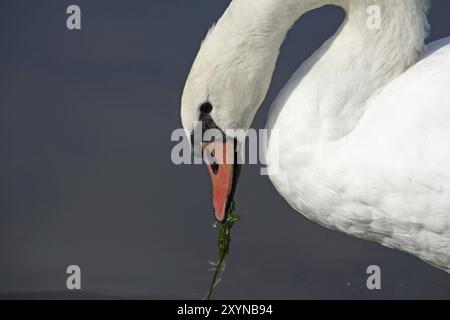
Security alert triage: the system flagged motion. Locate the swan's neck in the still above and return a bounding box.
[290,0,430,141]
[215,0,429,139]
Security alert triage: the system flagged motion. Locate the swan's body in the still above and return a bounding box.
[181,0,450,273]
[267,37,450,273]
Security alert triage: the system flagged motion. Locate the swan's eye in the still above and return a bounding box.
[200,102,213,114]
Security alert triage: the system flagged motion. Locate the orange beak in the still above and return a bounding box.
[202,140,240,222]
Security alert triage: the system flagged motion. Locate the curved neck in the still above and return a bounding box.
[223,0,430,81]
[218,0,429,138]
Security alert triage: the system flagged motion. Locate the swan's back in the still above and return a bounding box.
[266,37,450,273]
[342,37,450,271]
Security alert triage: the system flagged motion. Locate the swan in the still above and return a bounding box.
[181,0,450,273]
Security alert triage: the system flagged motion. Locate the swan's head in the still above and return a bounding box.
[181,10,279,222]
[181,27,276,136]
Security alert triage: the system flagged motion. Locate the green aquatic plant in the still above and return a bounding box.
[205,201,240,300]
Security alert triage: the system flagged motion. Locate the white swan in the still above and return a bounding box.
[181,0,450,273]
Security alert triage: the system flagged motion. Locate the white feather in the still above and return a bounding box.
[182,0,450,273]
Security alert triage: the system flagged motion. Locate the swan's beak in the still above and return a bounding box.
[202,140,240,223]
